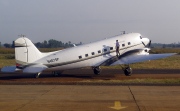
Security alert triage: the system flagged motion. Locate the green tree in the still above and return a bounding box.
[11,41,15,48]
[4,43,11,48]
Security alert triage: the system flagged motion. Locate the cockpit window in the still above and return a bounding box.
[140,36,142,39]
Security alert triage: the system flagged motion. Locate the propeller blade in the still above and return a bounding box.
[141,41,146,47]
[148,40,151,47]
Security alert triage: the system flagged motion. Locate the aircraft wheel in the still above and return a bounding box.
[124,67,132,76]
[93,67,101,75]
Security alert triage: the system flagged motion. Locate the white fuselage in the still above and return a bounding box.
[34,33,148,71]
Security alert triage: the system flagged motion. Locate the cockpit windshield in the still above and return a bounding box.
[140,36,142,39]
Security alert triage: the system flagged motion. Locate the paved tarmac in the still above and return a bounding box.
[0,85,180,111]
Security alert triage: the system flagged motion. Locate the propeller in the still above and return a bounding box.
[148,40,151,48]
[141,41,146,47]
[141,39,151,48]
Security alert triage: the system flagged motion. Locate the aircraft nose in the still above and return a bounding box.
[141,38,151,47]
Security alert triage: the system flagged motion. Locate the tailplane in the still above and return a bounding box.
[15,37,42,65]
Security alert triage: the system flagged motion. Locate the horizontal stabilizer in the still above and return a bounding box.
[1,66,21,73]
[111,53,176,65]
[23,64,48,73]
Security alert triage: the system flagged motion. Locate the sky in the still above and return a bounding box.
[0,0,180,44]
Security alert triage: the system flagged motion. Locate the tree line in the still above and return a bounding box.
[0,39,83,48]
[1,40,180,48]
[151,43,180,48]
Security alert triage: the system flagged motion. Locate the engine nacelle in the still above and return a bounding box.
[137,48,150,55]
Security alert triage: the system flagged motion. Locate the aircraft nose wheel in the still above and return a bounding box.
[124,67,132,76]
[93,66,101,75]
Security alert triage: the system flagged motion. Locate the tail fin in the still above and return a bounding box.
[15,37,42,65]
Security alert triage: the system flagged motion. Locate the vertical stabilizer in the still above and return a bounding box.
[15,37,42,65]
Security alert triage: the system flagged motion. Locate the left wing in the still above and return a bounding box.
[110,53,176,66]
[100,48,176,66]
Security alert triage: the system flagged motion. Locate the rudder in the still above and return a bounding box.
[15,37,42,65]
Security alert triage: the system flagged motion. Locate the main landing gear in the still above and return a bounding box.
[92,65,132,76]
[92,66,101,75]
[121,65,132,76]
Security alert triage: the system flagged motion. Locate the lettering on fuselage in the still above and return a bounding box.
[47,58,59,63]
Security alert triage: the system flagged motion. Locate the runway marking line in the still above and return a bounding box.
[109,101,127,110]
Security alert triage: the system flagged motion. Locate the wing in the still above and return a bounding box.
[100,48,176,66]
[110,53,176,66]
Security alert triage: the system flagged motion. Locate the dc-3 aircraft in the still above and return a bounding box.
[1,33,176,78]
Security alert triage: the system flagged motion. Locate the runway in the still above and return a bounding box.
[0,85,180,111]
[0,69,180,110]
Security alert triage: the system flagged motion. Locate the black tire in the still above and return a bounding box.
[93,67,101,75]
[124,67,132,76]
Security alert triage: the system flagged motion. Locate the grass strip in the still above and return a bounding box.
[79,78,180,85]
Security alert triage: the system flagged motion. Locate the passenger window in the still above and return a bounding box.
[92,52,95,55]
[128,42,131,45]
[110,47,113,50]
[104,49,107,52]
[79,56,82,59]
[98,50,101,53]
[85,54,88,57]
[122,44,125,47]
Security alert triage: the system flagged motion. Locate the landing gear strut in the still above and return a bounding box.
[121,65,132,76]
[34,72,41,78]
[92,66,101,75]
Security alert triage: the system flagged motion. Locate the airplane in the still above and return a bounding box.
[1,32,176,78]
